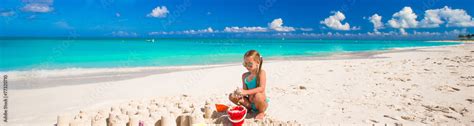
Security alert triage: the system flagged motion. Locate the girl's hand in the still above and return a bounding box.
[239,88,247,95]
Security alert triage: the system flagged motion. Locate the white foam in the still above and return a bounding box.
[0,63,235,81]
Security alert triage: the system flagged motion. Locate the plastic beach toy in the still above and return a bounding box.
[215,104,229,112]
[227,105,247,126]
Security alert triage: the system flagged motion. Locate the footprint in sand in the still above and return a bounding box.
[456,82,474,87]
[449,106,469,116]
[467,99,474,104]
[436,85,460,92]
[385,77,411,82]
[460,76,474,80]
[422,104,450,113]
[383,115,398,121]
[443,115,458,121]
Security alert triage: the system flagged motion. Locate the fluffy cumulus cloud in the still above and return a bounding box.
[22,4,53,13]
[387,7,419,35]
[419,6,474,28]
[20,0,54,13]
[268,18,295,32]
[385,6,474,35]
[320,11,357,31]
[147,6,169,18]
[21,0,54,13]
[368,14,384,33]
[223,26,268,32]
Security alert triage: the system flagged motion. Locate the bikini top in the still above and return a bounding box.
[244,73,258,89]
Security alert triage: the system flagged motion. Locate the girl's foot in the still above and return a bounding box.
[255,112,265,120]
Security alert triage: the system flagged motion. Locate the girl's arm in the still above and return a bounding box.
[241,72,248,90]
[242,70,266,95]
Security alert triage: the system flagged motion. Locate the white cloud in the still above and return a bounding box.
[299,28,314,31]
[149,18,306,34]
[150,24,308,34]
[268,18,295,32]
[369,14,384,33]
[149,31,169,35]
[182,27,215,34]
[367,31,399,36]
[149,27,215,35]
[147,6,169,18]
[420,6,474,28]
[0,10,15,17]
[387,7,419,35]
[411,29,468,36]
[54,21,73,30]
[111,31,138,37]
[388,7,419,28]
[222,18,309,33]
[384,6,474,34]
[445,28,468,35]
[351,26,361,30]
[320,11,357,31]
[399,29,408,35]
[269,29,466,40]
[419,10,443,28]
[413,31,441,36]
[223,26,268,32]
[21,3,53,13]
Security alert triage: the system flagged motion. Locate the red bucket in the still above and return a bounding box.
[227,105,247,126]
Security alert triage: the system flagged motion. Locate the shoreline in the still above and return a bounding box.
[1,39,462,72]
[5,43,466,90]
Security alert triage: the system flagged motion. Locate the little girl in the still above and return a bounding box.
[229,50,269,120]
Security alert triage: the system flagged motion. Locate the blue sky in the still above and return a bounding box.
[1,0,474,39]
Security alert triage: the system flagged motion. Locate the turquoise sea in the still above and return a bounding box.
[0,38,460,71]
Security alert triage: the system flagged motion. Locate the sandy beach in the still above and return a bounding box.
[4,43,474,125]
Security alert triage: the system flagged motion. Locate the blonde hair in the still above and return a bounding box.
[243,50,263,88]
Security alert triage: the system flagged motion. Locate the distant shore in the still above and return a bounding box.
[427,40,474,43]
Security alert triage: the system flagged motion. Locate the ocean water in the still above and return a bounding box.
[0,38,460,71]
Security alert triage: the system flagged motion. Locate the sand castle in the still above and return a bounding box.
[56,95,300,126]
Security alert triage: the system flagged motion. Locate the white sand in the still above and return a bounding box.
[4,43,474,125]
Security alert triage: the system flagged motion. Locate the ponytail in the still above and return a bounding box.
[256,56,263,87]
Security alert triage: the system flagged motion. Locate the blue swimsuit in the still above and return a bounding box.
[244,73,270,112]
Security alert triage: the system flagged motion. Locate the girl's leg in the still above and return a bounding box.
[253,92,268,119]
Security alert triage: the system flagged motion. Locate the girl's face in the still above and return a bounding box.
[243,57,259,72]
